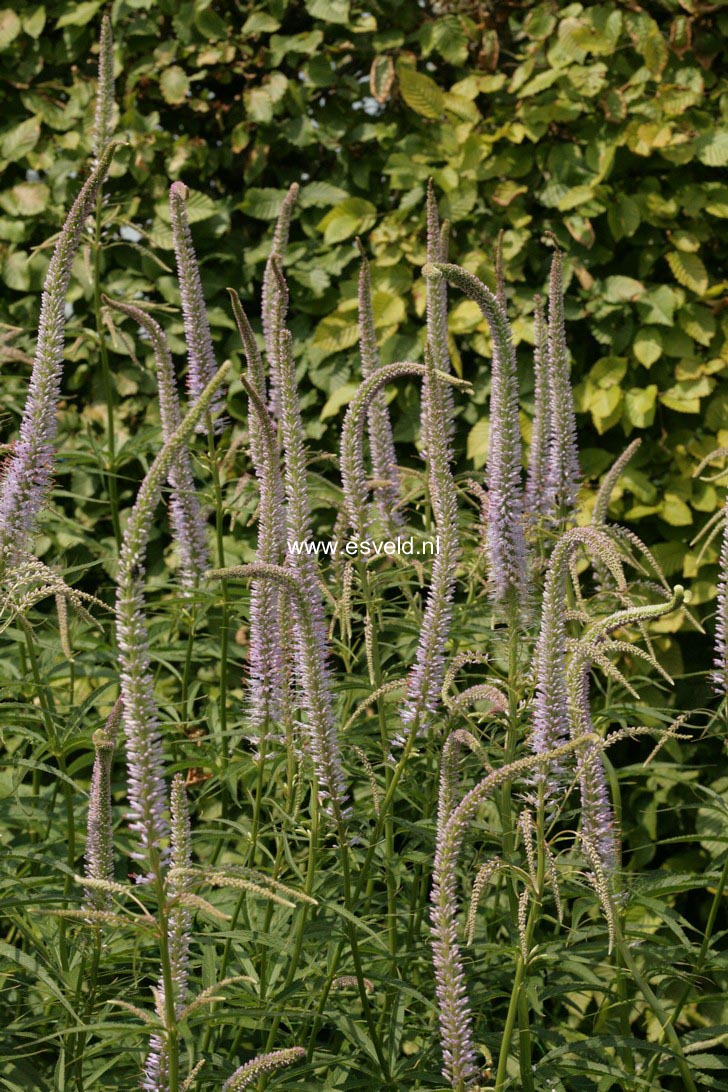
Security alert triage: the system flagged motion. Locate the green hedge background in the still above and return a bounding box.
[1,0,727,665]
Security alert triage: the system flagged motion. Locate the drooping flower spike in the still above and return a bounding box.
[355,237,402,527]
[222,1047,306,1091]
[0,143,118,565]
[169,181,225,428]
[592,439,642,526]
[116,362,230,869]
[104,297,210,588]
[423,262,527,607]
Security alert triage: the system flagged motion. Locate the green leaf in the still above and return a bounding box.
[588,386,622,434]
[431,15,469,66]
[370,55,395,104]
[397,64,445,120]
[467,420,489,469]
[160,66,190,106]
[637,285,681,327]
[240,187,290,220]
[666,250,708,296]
[241,12,281,33]
[305,0,350,24]
[696,130,728,168]
[679,304,716,347]
[22,6,46,37]
[0,181,49,217]
[0,117,40,163]
[624,385,657,428]
[0,9,20,50]
[312,312,360,354]
[56,0,103,27]
[318,197,377,244]
[660,493,692,526]
[320,382,358,421]
[602,275,644,304]
[633,327,662,367]
[607,195,640,241]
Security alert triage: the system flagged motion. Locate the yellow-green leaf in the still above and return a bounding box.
[397,65,444,120]
[666,250,708,296]
[370,55,395,104]
[160,66,189,106]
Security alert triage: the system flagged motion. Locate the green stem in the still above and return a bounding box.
[93,190,120,549]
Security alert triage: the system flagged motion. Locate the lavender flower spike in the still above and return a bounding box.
[524,295,550,517]
[402,345,461,727]
[223,1047,305,1091]
[715,511,728,695]
[262,184,299,420]
[91,13,115,162]
[104,297,210,588]
[0,143,118,564]
[142,774,193,1092]
[169,181,224,428]
[84,698,123,912]
[355,238,402,527]
[117,362,229,868]
[423,262,527,606]
[545,246,580,520]
[228,290,288,732]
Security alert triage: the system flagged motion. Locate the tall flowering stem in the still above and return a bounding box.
[355,238,402,527]
[524,295,550,518]
[0,144,117,564]
[715,512,728,695]
[116,362,229,870]
[592,438,642,526]
[229,289,289,733]
[424,262,527,606]
[142,774,193,1092]
[403,347,462,727]
[545,247,580,520]
[208,562,347,819]
[84,698,123,911]
[104,298,210,588]
[432,736,603,1089]
[262,183,299,419]
[169,182,224,426]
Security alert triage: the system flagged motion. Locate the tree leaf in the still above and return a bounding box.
[0,9,20,50]
[160,66,189,106]
[370,55,395,104]
[56,0,103,27]
[396,65,445,119]
[318,197,376,244]
[633,327,662,367]
[666,250,708,296]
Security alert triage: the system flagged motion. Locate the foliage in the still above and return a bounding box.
[0,3,727,1091]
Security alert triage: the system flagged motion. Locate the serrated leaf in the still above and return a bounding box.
[312,312,360,354]
[624,385,657,428]
[696,130,728,168]
[666,250,708,296]
[240,187,290,220]
[396,65,445,120]
[633,327,662,367]
[431,14,469,65]
[370,55,395,104]
[160,66,189,106]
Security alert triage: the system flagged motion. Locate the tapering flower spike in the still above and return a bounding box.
[262,184,299,419]
[207,562,348,821]
[592,438,642,526]
[402,346,462,727]
[223,1047,305,1091]
[423,262,527,606]
[544,245,580,520]
[715,516,728,695]
[355,238,402,527]
[117,363,229,869]
[84,698,123,912]
[422,181,455,449]
[169,181,224,428]
[524,295,550,517]
[530,527,624,798]
[228,290,289,732]
[91,13,115,162]
[0,144,118,564]
[142,773,193,1092]
[104,297,210,588]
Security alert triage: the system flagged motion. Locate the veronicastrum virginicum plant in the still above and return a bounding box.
[2,16,724,1092]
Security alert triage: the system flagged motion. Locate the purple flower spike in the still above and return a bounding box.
[545,247,580,520]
